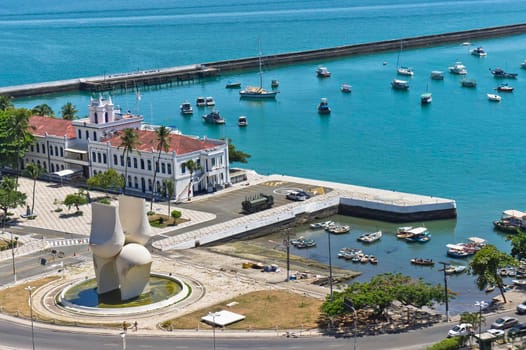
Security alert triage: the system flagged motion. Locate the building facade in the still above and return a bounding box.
[23,96,230,200]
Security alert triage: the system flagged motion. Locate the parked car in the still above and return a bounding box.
[448,323,473,337]
[491,316,519,330]
[286,191,308,201]
[516,300,526,314]
[508,323,526,338]
[487,329,505,338]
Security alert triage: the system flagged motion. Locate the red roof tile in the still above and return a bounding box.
[29,116,76,139]
[104,129,224,155]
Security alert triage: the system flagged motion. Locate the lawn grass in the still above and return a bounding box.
[148,213,189,228]
[162,290,323,331]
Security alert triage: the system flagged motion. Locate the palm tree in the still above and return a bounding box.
[31,104,55,117]
[150,126,171,211]
[5,108,34,185]
[61,102,78,120]
[183,159,201,200]
[22,163,45,216]
[118,128,140,194]
[162,179,175,216]
[0,95,14,111]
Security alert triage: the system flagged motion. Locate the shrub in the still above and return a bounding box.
[171,210,182,219]
[98,198,111,205]
[426,337,461,350]
[147,211,155,216]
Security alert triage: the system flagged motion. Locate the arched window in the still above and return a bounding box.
[55,146,58,156]
[60,147,63,157]
[92,152,96,162]
[141,178,146,192]
[161,163,166,174]
[85,130,89,140]
[140,159,145,170]
[128,176,132,188]
[94,112,98,123]
[50,147,54,156]
[134,176,138,189]
[133,158,137,168]
[93,131,97,141]
[167,164,172,175]
[148,179,152,192]
[103,154,107,164]
[113,154,118,165]
[78,130,82,139]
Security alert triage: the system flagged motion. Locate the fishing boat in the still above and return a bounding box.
[487,93,501,102]
[391,79,409,90]
[496,83,514,92]
[411,258,435,266]
[341,84,352,93]
[316,66,331,78]
[448,62,468,75]
[403,227,430,242]
[238,116,248,127]
[357,230,382,243]
[470,46,487,57]
[225,81,241,88]
[430,71,444,80]
[239,40,279,100]
[461,78,477,87]
[202,111,225,124]
[179,101,193,115]
[490,67,518,79]
[317,98,331,115]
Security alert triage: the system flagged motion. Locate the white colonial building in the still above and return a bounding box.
[23,96,230,200]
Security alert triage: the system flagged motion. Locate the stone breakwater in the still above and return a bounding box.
[2,23,526,98]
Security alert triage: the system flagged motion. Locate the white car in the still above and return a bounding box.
[286,191,308,201]
[487,329,505,338]
[517,300,526,315]
[448,323,473,337]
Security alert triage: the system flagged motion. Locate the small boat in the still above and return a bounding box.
[411,258,435,266]
[485,285,495,293]
[391,79,409,90]
[493,209,526,234]
[396,226,414,239]
[487,93,501,102]
[470,46,487,57]
[202,111,225,124]
[448,62,468,75]
[291,237,317,249]
[316,66,331,78]
[338,247,362,260]
[461,78,477,87]
[310,220,335,229]
[328,225,351,234]
[238,116,248,127]
[357,230,382,243]
[271,80,279,88]
[179,101,193,115]
[444,265,467,274]
[521,60,526,69]
[430,71,444,80]
[225,81,241,89]
[196,96,207,107]
[490,67,518,79]
[317,98,331,115]
[397,66,414,76]
[461,42,472,46]
[496,83,514,92]
[340,84,352,93]
[404,227,430,243]
[369,256,378,264]
[351,254,362,263]
[360,254,370,263]
[514,279,526,288]
[421,92,432,105]
[205,96,215,106]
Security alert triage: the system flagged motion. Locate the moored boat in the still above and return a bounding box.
[444,265,467,274]
[493,209,526,233]
[461,78,477,87]
[196,96,206,107]
[341,84,352,93]
[369,256,378,264]
[404,227,430,243]
[317,98,331,114]
[496,83,514,92]
[490,67,518,79]
[411,258,435,266]
[521,60,526,69]
[238,115,248,127]
[239,40,278,100]
[271,80,279,88]
[205,96,215,106]
[487,93,501,102]
[310,220,335,229]
[397,66,414,76]
[202,111,225,124]
[328,224,351,234]
[470,46,487,57]
[179,101,193,115]
[420,92,432,104]
[225,81,241,88]
[357,230,382,243]
[391,79,409,90]
[291,237,317,249]
[430,71,444,80]
[448,62,467,75]
[316,66,331,77]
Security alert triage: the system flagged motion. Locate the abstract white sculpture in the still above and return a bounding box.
[89,196,152,300]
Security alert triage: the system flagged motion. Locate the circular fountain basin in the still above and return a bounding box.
[59,273,189,315]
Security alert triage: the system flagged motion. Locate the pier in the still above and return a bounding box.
[2,23,526,98]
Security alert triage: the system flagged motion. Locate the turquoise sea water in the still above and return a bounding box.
[4,0,526,314]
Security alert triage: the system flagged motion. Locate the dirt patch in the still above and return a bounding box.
[0,277,58,318]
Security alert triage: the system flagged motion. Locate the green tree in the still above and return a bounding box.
[22,162,45,216]
[470,245,517,303]
[0,95,14,111]
[0,108,35,184]
[150,125,171,211]
[0,177,27,223]
[31,104,55,117]
[118,128,141,193]
[183,159,201,200]
[223,138,251,164]
[63,190,89,212]
[160,178,175,216]
[61,102,78,120]
[509,231,526,261]
[86,169,124,195]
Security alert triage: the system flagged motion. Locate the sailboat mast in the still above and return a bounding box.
[258,39,263,88]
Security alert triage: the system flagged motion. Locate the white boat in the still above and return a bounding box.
[196,96,207,107]
[316,66,331,77]
[470,46,487,57]
[461,42,472,46]
[310,220,335,229]
[396,41,413,76]
[239,40,279,100]
[487,93,501,102]
[430,71,444,80]
[496,83,514,92]
[357,230,382,243]
[317,98,331,114]
[205,96,216,106]
[449,62,468,75]
[238,115,248,127]
[391,79,409,90]
[521,60,526,69]
[341,84,352,93]
[202,111,225,124]
[445,265,467,274]
[420,92,432,105]
[179,101,193,115]
[327,225,351,234]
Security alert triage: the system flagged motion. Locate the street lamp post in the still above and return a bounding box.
[25,286,35,350]
[344,298,358,350]
[208,312,219,350]
[120,331,126,350]
[327,231,333,301]
[475,301,488,342]
[10,232,18,282]
[284,229,290,282]
[438,261,450,321]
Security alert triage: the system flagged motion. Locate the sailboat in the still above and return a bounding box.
[420,84,432,104]
[239,39,279,100]
[396,41,414,76]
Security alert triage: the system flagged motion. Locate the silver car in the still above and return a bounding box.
[491,316,519,330]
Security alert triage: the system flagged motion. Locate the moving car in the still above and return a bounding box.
[448,323,473,337]
[491,316,519,330]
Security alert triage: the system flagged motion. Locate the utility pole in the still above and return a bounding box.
[328,231,333,300]
[438,261,450,321]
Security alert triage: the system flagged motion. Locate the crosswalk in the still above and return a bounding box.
[47,238,89,247]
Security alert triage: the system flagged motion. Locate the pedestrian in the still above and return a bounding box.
[134,321,138,331]
[123,321,127,332]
